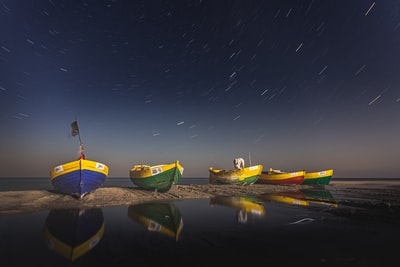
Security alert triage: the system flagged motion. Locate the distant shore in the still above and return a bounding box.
[1,181,399,219]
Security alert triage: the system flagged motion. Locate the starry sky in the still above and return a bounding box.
[1,0,399,178]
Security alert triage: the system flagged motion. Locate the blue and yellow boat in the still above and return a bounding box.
[50,120,109,199]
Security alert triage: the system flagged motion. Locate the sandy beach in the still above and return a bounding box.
[1,180,400,219]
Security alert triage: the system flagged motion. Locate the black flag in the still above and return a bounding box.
[71,120,79,137]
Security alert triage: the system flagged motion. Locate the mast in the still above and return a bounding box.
[248,152,252,166]
[71,119,84,159]
[71,119,85,197]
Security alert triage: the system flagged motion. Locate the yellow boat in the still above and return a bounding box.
[209,164,263,185]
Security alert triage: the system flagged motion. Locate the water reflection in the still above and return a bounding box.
[260,188,338,208]
[1,191,397,266]
[127,202,183,241]
[43,208,104,261]
[210,196,266,223]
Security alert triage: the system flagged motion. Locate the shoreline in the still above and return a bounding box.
[0,181,399,216]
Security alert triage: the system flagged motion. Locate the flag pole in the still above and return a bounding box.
[248,152,252,166]
[71,119,84,159]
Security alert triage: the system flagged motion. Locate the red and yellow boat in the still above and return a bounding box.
[256,168,305,185]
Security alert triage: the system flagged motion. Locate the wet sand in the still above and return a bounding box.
[1,180,400,219]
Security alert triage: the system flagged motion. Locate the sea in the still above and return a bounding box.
[0,177,399,266]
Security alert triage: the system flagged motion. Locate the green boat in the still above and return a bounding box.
[129,160,184,192]
[303,169,333,185]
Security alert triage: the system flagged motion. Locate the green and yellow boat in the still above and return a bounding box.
[303,169,333,185]
[129,160,184,192]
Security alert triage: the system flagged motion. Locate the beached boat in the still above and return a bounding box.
[127,202,183,241]
[303,169,334,185]
[209,158,263,185]
[129,160,184,192]
[43,208,104,261]
[210,196,266,223]
[256,168,305,185]
[49,120,109,199]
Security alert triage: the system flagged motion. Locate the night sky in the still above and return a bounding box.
[1,1,399,178]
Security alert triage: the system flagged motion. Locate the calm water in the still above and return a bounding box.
[1,177,399,266]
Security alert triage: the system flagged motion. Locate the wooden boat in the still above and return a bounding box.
[129,160,184,192]
[210,196,266,223]
[303,169,334,185]
[256,168,305,185]
[43,208,104,261]
[50,120,109,199]
[208,161,263,185]
[127,202,183,241]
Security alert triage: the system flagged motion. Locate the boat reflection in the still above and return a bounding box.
[43,208,104,261]
[127,202,183,241]
[210,196,266,223]
[260,188,338,208]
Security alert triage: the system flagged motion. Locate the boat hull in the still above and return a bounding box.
[129,161,184,192]
[50,159,109,198]
[208,165,263,185]
[303,169,333,185]
[256,170,305,185]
